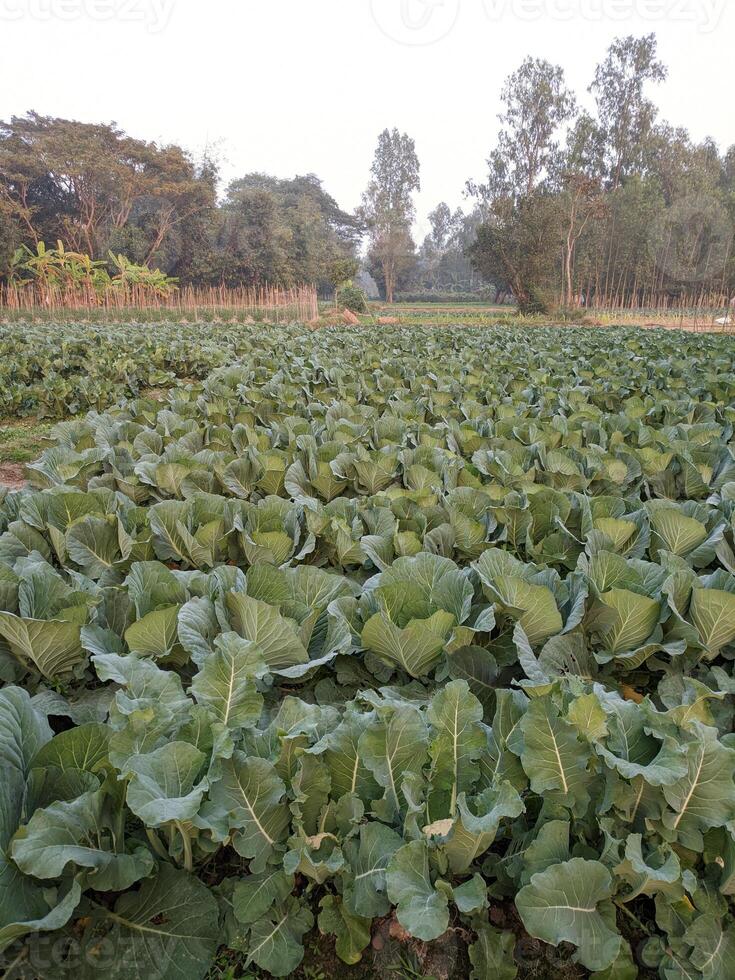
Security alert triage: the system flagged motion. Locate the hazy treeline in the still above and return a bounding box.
[1,34,733,310]
[0,114,362,294]
[467,34,735,312]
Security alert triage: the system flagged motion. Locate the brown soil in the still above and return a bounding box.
[0,463,27,490]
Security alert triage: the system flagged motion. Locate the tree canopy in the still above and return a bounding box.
[468,34,735,313]
[360,129,421,304]
[1,34,734,310]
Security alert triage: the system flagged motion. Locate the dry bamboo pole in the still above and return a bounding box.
[0,281,319,320]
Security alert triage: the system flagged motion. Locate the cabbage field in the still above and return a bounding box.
[0,318,273,418]
[1,322,735,980]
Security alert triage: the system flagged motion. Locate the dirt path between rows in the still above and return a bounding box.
[0,464,27,491]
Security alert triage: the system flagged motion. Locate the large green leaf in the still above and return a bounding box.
[359,704,429,820]
[372,552,473,623]
[516,858,621,971]
[0,764,82,953]
[491,576,563,645]
[343,821,403,917]
[246,896,314,977]
[232,869,294,925]
[439,781,525,873]
[0,611,85,678]
[66,515,121,577]
[445,644,498,712]
[0,869,81,955]
[469,922,518,980]
[614,835,686,901]
[386,839,449,941]
[650,507,708,557]
[124,604,182,660]
[427,679,485,812]
[592,589,660,654]
[684,915,735,980]
[507,697,591,815]
[189,633,264,729]
[310,704,381,803]
[690,587,735,654]
[225,592,309,669]
[178,596,220,664]
[595,696,688,787]
[482,689,528,791]
[0,686,52,775]
[662,724,735,850]
[318,894,371,966]
[520,819,571,885]
[73,864,219,979]
[31,722,109,774]
[362,608,455,677]
[199,753,289,872]
[124,742,208,827]
[148,500,218,568]
[11,788,154,891]
[125,561,188,618]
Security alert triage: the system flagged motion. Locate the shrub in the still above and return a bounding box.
[335,282,368,314]
[549,305,591,323]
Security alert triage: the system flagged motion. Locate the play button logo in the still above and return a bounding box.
[370,0,460,46]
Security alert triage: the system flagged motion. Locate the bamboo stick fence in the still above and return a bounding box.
[0,283,319,322]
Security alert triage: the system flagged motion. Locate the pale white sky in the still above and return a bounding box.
[1,0,733,240]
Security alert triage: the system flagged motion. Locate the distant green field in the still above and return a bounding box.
[364,301,734,332]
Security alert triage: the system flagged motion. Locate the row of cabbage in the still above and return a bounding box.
[0,319,273,416]
[0,551,733,977]
[2,319,735,418]
[0,324,734,979]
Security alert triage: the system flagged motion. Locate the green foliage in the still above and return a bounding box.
[10,241,111,292]
[0,113,215,272]
[335,282,367,314]
[0,115,360,292]
[360,129,420,303]
[0,322,734,979]
[327,258,360,289]
[207,175,360,291]
[0,319,282,417]
[469,194,561,314]
[468,35,735,312]
[8,242,179,304]
[107,251,179,297]
[395,290,497,304]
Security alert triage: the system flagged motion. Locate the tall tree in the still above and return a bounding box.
[360,129,420,303]
[556,114,608,306]
[468,59,575,312]
[426,203,454,252]
[559,174,608,307]
[0,113,215,266]
[184,173,360,289]
[469,195,562,313]
[590,34,667,189]
[472,58,576,204]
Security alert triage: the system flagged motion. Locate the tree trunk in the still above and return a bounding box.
[384,257,394,304]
